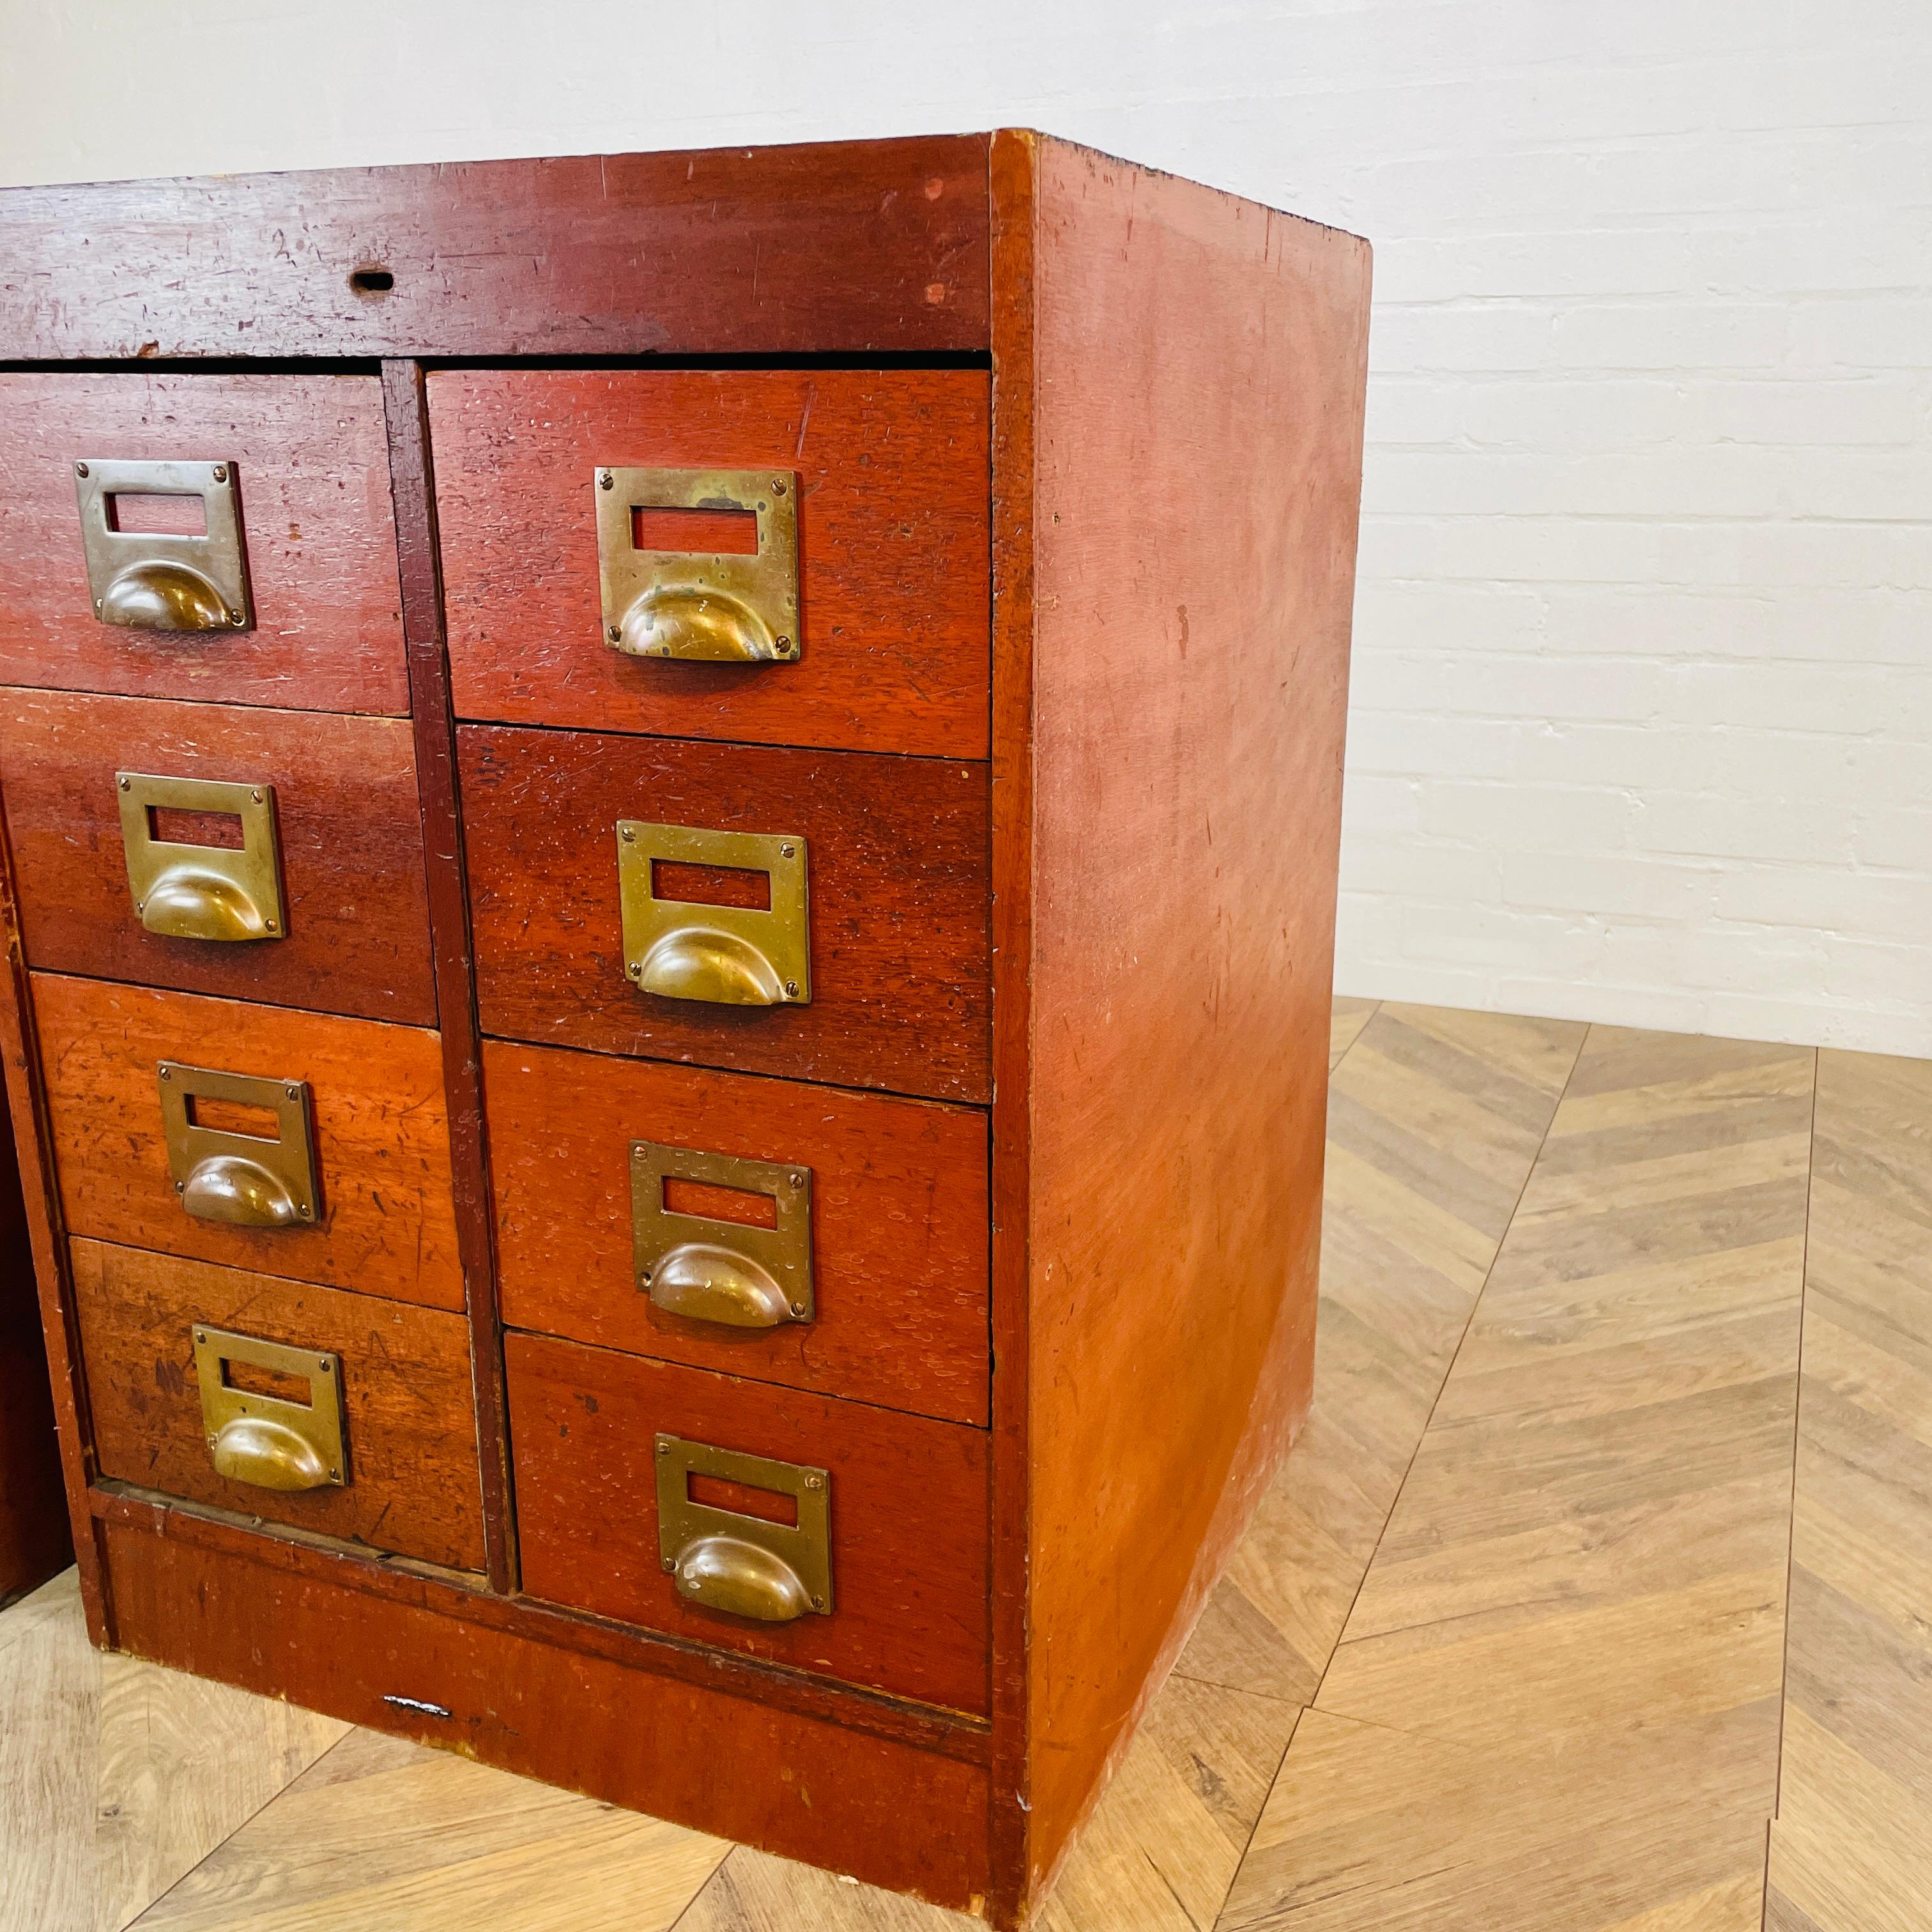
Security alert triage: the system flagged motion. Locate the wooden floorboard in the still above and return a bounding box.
[1765,1048,1932,1932]
[1221,1025,1813,1932]
[3,1003,1929,1931]
[1176,1002,1584,1709]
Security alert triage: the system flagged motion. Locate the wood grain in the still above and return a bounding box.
[460,726,992,1103]
[485,1039,990,1424]
[431,369,992,759]
[0,374,406,715]
[1225,1026,1813,1931]
[34,974,463,1310]
[381,357,518,1595]
[72,1239,484,1572]
[0,1568,347,1932]
[99,1521,992,1913]
[0,1079,66,1606]
[1767,1048,1932,1932]
[126,1727,728,1931]
[1177,1002,1584,1704]
[0,137,992,360]
[507,1333,990,1715]
[985,128,1039,1930]
[0,687,436,1026]
[1010,135,1372,1905]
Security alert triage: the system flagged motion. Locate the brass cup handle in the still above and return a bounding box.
[645,1241,793,1328]
[207,1412,332,1490]
[670,1531,814,1622]
[180,1151,302,1228]
[98,559,235,632]
[636,923,786,1006]
[138,859,276,942]
[194,1326,346,1493]
[616,584,784,663]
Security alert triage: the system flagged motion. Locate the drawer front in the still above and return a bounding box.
[486,1041,990,1425]
[430,369,990,758]
[35,975,463,1310]
[0,689,436,1025]
[0,373,407,714]
[461,727,991,1103]
[74,1238,484,1570]
[507,1333,988,1714]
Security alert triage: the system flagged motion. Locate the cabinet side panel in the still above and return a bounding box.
[1023,139,1370,1895]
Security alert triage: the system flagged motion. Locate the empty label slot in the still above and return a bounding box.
[661,1174,780,1230]
[185,1093,282,1140]
[107,492,208,536]
[148,804,247,850]
[687,1471,799,1526]
[651,859,772,911]
[222,1356,313,1406]
[631,503,760,556]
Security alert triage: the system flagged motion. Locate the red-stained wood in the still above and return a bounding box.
[985,125,1041,1929]
[100,1515,991,1914]
[0,1080,67,1602]
[0,764,107,1637]
[484,1039,990,1424]
[431,369,992,759]
[0,374,407,715]
[90,1483,988,1763]
[33,974,464,1310]
[380,358,517,1595]
[0,138,992,362]
[72,1239,484,1571]
[460,726,992,1103]
[1010,139,1370,1906]
[507,1333,990,1715]
[0,687,436,1025]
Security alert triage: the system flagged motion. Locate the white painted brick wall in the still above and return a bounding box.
[4,0,1926,1051]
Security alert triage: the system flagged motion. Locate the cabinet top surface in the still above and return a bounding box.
[0,130,1356,364]
[0,132,999,362]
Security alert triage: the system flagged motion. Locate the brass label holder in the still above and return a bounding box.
[617,822,809,1007]
[656,1434,831,1623]
[632,1141,813,1330]
[193,1324,346,1492]
[73,457,252,632]
[595,466,799,663]
[158,1062,320,1230]
[118,772,286,944]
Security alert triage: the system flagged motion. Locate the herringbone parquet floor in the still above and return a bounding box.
[1,1001,1924,1931]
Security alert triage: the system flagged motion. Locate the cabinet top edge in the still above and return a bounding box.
[0,131,1362,364]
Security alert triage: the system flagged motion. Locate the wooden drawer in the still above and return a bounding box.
[430,369,990,759]
[461,726,991,1103]
[486,1040,989,1425]
[0,688,435,1025]
[73,1239,483,1570]
[34,975,463,1310]
[0,374,407,714]
[507,1333,988,1713]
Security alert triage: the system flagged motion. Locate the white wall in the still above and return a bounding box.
[4,1,1926,1054]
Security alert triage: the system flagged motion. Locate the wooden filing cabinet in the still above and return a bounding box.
[0,132,1368,1923]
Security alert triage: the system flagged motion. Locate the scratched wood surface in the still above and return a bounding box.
[0,374,407,716]
[431,369,992,759]
[4,1001,1928,1931]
